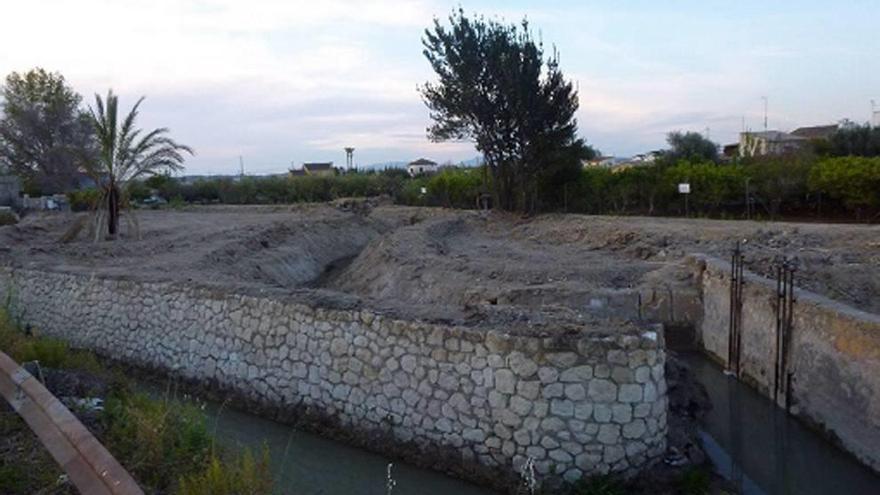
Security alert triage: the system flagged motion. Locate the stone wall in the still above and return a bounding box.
[692,255,880,473]
[0,267,668,487]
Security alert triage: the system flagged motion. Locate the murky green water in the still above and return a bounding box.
[201,403,496,495]
[682,352,880,495]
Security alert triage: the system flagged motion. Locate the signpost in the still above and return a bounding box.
[679,182,691,217]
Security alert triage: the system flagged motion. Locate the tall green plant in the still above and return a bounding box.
[421,9,593,212]
[85,90,193,238]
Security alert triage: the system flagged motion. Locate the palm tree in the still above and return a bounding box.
[86,90,192,238]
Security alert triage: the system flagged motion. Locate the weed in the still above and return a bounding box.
[0,211,17,226]
[569,475,626,495]
[177,445,273,495]
[677,467,711,495]
[19,337,69,368]
[101,392,212,491]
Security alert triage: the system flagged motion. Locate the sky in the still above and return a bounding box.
[0,0,878,175]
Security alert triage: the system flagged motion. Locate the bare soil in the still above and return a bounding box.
[1,202,878,323]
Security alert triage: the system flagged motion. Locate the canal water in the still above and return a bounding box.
[682,352,880,495]
[201,402,496,495]
[150,352,880,495]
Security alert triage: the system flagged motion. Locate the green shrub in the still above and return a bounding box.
[676,467,711,495]
[19,338,69,368]
[809,156,880,210]
[0,211,17,226]
[178,446,273,495]
[67,188,101,211]
[101,392,213,492]
[569,475,626,495]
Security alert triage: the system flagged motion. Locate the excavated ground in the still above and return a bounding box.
[1,202,878,326]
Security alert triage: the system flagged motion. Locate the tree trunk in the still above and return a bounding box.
[107,185,120,237]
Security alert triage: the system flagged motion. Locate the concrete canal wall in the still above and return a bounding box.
[691,255,880,473]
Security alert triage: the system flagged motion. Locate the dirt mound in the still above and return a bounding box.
[1,206,878,317]
[324,213,661,320]
[199,216,390,288]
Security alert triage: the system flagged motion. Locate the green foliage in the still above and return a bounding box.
[67,188,101,211]
[169,195,186,209]
[569,475,626,495]
[663,161,744,211]
[808,156,880,210]
[85,89,193,236]
[0,309,272,492]
[826,122,880,157]
[425,167,484,208]
[659,131,719,165]
[18,338,69,368]
[101,391,212,491]
[126,180,151,203]
[0,68,95,194]
[676,467,711,495]
[0,310,102,373]
[178,446,273,495]
[0,211,17,226]
[0,414,65,494]
[0,465,27,494]
[421,9,593,212]
[107,155,879,220]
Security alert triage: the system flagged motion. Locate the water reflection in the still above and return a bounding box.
[682,353,880,495]
[204,403,496,495]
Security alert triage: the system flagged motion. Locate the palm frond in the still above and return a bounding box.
[86,90,194,239]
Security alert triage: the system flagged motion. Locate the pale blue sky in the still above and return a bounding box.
[1,0,877,174]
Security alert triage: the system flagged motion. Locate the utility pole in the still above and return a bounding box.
[761,96,768,131]
[704,127,711,140]
[239,156,245,178]
[872,100,877,128]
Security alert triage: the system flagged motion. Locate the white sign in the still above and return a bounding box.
[678,183,691,194]
[420,187,427,195]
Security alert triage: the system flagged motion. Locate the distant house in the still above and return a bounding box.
[304,162,336,176]
[739,131,807,158]
[630,151,661,164]
[722,143,740,159]
[791,124,838,141]
[289,162,336,178]
[583,156,615,168]
[583,156,633,169]
[407,158,439,176]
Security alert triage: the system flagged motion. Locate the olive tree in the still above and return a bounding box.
[0,68,94,193]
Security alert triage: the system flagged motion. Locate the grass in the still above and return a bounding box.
[676,467,711,495]
[568,475,627,495]
[0,308,274,494]
[0,411,70,494]
[0,211,17,226]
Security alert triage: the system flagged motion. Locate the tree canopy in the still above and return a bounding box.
[420,9,593,212]
[661,131,719,165]
[0,68,94,193]
[825,121,880,157]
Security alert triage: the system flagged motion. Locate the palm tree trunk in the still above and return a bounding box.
[107,185,120,237]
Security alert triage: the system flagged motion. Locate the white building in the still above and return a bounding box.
[407,158,439,176]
